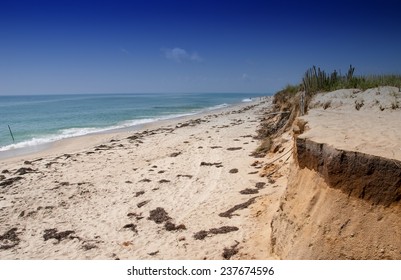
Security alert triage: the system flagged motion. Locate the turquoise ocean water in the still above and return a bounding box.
[0,93,267,155]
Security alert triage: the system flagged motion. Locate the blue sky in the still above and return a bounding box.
[1,0,401,95]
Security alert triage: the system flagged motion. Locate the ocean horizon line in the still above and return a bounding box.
[0,91,273,97]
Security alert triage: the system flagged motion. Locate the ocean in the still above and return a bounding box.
[0,92,268,156]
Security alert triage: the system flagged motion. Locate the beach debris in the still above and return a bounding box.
[222,241,240,260]
[210,146,223,149]
[239,188,259,195]
[164,221,187,231]
[255,182,266,189]
[55,154,72,160]
[229,168,239,174]
[176,123,189,128]
[127,212,144,220]
[94,144,112,151]
[209,226,239,235]
[1,170,10,174]
[0,228,20,250]
[177,174,193,179]
[158,179,171,183]
[43,229,77,242]
[121,241,133,247]
[81,238,102,251]
[193,230,208,240]
[240,183,264,194]
[134,191,145,197]
[111,253,120,260]
[122,223,138,233]
[139,178,151,183]
[0,176,23,188]
[137,200,150,208]
[193,226,239,240]
[200,162,223,168]
[22,158,42,165]
[45,161,58,168]
[59,182,70,187]
[82,243,98,251]
[0,175,5,181]
[227,147,242,151]
[169,152,181,157]
[127,134,141,141]
[148,207,171,224]
[248,171,258,174]
[15,167,35,175]
[148,250,159,256]
[219,197,257,218]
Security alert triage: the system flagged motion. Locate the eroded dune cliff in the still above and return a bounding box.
[270,87,401,259]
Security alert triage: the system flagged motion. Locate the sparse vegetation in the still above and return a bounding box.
[274,65,401,115]
[254,65,401,156]
[251,137,271,157]
[301,65,401,95]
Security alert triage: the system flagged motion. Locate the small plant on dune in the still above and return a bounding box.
[252,137,272,157]
[323,101,331,110]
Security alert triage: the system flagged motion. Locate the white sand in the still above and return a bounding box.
[301,86,401,161]
[0,98,288,260]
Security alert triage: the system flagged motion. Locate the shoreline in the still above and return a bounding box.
[0,99,267,163]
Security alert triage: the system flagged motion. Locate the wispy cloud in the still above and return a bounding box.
[163,47,202,63]
[120,48,132,56]
[241,73,251,81]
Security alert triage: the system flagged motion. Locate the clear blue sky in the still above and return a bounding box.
[1,0,401,95]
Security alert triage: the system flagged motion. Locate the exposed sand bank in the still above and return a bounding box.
[271,87,401,259]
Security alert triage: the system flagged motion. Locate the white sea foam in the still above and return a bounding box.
[0,118,157,152]
[0,114,197,152]
[242,98,253,102]
[0,103,232,153]
[207,103,229,110]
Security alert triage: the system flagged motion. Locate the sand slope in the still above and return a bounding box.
[271,87,401,259]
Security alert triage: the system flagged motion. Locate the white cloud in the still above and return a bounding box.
[120,48,133,57]
[163,47,202,63]
[241,73,251,80]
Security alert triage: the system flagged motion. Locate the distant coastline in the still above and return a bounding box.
[0,93,269,160]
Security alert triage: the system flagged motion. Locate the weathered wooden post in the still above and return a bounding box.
[8,125,15,142]
[300,91,305,116]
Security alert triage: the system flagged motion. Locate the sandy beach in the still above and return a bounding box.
[2,86,400,260]
[0,97,291,260]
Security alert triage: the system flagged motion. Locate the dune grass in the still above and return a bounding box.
[301,65,401,95]
[274,65,401,110]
